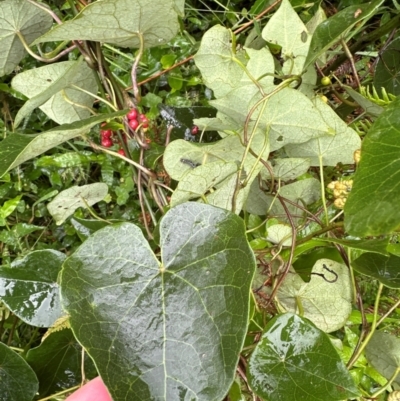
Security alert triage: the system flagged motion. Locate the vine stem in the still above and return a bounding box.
[346,282,384,369]
[36,385,81,401]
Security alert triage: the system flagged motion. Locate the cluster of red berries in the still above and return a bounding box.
[127,109,149,131]
[99,109,150,156]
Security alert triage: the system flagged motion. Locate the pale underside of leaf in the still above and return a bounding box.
[47,183,108,225]
[0,0,53,76]
[33,0,180,48]
[277,259,352,332]
[12,60,97,125]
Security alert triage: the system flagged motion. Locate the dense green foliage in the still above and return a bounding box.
[1,0,400,400]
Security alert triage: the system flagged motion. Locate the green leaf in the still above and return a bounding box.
[60,202,255,401]
[247,313,360,401]
[0,342,38,401]
[47,183,108,225]
[194,25,244,98]
[374,37,400,96]
[0,110,126,178]
[0,250,65,327]
[12,59,98,126]
[277,259,352,332]
[33,0,180,49]
[0,0,53,77]
[316,237,390,255]
[365,331,400,387]
[343,85,384,117]
[26,329,97,397]
[0,195,22,220]
[344,97,400,236]
[352,253,400,288]
[304,0,384,69]
[71,217,111,242]
[285,97,361,165]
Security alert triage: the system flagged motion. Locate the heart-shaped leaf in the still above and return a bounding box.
[60,202,255,401]
[345,97,400,236]
[0,342,38,401]
[247,313,360,401]
[26,328,97,397]
[0,110,126,178]
[12,60,98,126]
[277,259,352,332]
[0,0,53,77]
[285,97,361,165]
[33,0,180,49]
[47,183,108,225]
[194,25,244,98]
[262,0,311,74]
[352,252,400,288]
[0,250,65,327]
[365,331,400,386]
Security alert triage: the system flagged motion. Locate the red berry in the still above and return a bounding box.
[100,129,112,139]
[127,109,138,120]
[128,119,139,130]
[117,149,126,156]
[139,113,148,122]
[101,137,113,147]
[142,120,149,128]
[191,125,199,135]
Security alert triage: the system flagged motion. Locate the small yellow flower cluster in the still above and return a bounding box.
[327,179,353,209]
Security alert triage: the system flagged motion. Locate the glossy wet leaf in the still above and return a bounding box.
[304,0,384,69]
[374,37,400,96]
[33,0,180,49]
[285,97,361,165]
[344,97,400,236]
[247,313,360,401]
[277,259,352,332]
[47,183,108,225]
[352,252,400,288]
[26,328,97,397]
[0,110,126,178]
[365,331,400,387]
[0,0,53,77]
[0,342,39,401]
[0,250,65,327]
[12,59,98,126]
[60,202,255,401]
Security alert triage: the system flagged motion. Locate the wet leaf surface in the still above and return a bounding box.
[247,313,360,401]
[60,202,255,401]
